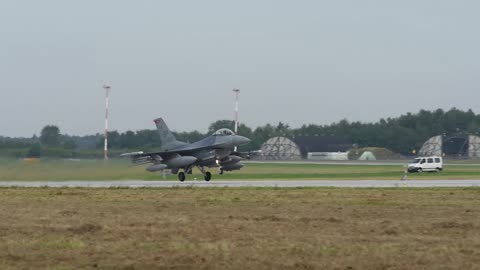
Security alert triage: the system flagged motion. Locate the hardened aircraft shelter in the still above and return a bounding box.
[419,133,480,158]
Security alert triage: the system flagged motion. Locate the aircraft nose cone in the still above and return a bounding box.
[234,135,251,145]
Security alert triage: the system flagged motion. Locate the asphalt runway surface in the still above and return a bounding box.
[1,180,480,188]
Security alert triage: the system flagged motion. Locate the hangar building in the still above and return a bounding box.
[419,133,480,158]
[259,136,353,160]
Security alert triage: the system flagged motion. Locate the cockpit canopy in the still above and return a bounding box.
[212,128,235,136]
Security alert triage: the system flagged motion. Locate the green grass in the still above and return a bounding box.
[0,158,479,181]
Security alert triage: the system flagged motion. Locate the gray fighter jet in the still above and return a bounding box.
[121,118,251,181]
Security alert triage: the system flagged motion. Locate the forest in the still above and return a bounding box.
[1,108,479,158]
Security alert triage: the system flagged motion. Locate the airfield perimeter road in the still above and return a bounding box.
[1,180,480,188]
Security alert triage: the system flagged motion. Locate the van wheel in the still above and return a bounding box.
[435,168,440,173]
[418,168,423,173]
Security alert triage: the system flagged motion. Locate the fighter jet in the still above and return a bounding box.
[121,118,251,181]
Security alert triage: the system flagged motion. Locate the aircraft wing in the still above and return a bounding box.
[231,150,259,160]
[120,150,177,165]
[120,147,213,165]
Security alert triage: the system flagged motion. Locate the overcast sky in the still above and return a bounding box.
[1,1,479,137]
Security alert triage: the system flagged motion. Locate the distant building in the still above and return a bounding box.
[419,133,480,159]
[307,152,349,161]
[260,136,353,160]
[259,137,302,160]
[358,151,376,160]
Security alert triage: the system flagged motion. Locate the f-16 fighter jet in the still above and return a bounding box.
[121,118,251,181]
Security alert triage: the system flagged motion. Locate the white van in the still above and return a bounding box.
[408,156,443,173]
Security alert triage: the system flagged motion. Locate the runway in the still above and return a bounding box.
[0,180,480,188]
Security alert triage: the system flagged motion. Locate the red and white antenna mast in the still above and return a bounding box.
[233,88,240,134]
[233,88,240,152]
[103,85,112,160]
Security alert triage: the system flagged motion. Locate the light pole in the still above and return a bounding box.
[103,85,111,160]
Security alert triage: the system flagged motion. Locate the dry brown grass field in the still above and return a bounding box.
[1,187,480,269]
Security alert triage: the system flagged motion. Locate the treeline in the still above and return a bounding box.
[0,125,102,158]
[1,108,479,158]
[291,108,480,155]
[96,108,480,155]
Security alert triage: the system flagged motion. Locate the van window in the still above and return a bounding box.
[427,158,433,163]
[420,159,426,164]
[435,158,441,163]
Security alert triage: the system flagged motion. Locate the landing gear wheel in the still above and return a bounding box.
[219,168,224,175]
[204,172,212,182]
[178,172,186,182]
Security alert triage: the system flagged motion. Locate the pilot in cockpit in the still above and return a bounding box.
[213,128,235,136]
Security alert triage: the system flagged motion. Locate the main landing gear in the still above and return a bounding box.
[176,167,212,182]
[198,166,212,182]
[204,172,212,181]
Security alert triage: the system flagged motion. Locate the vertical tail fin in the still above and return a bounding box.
[154,118,184,150]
